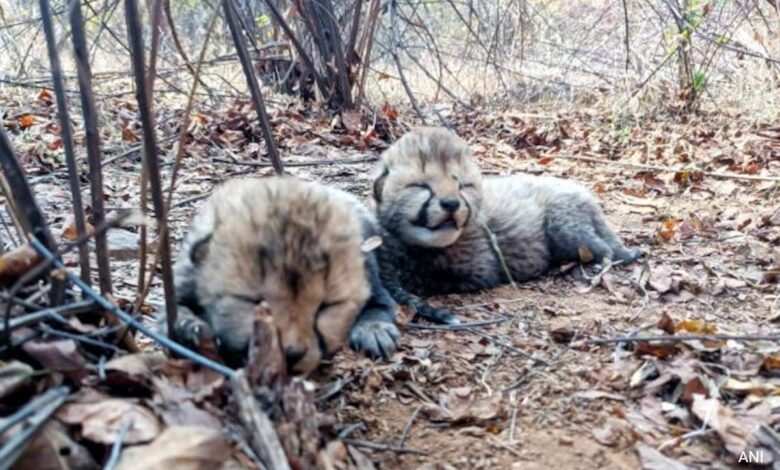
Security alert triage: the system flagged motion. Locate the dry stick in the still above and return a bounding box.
[69,2,112,298]
[135,0,164,322]
[211,155,378,168]
[261,0,328,100]
[30,237,236,377]
[0,172,27,242]
[547,153,780,183]
[343,439,428,456]
[355,0,380,107]
[397,406,422,449]
[224,0,284,175]
[299,0,353,109]
[390,0,426,122]
[0,127,65,308]
[0,386,70,465]
[0,300,95,334]
[39,0,90,284]
[579,333,780,346]
[132,3,221,316]
[346,0,364,66]
[621,0,630,71]
[230,371,292,470]
[162,0,213,97]
[405,317,507,331]
[125,0,179,336]
[103,419,133,470]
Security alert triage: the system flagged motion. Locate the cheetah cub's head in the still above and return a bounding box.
[179,178,371,374]
[372,127,482,248]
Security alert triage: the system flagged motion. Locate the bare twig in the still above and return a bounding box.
[230,371,291,470]
[344,439,428,455]
[70,1,113,297]
[223,0,284,175]
[211,155,378,168]
[29,237,236,377]
[579,333,780,345]
[543,153,780,183]
[405,317,507,331]
[0,386,70,466]
[125,0,178,336]
[0,127,65,307]
[103,419,133,470]
[39,0,91,284]
[397,406,422,449]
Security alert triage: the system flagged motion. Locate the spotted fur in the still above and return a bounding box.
[373,128,642,323]
[169,177,399,374]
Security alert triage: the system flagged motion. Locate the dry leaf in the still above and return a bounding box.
[23,339,86,379]
[58,399,161,445]
[18,114,35,128]
[657,312,676,334]
[360,235,382,252]
[0,360,33,400]
[115,426,230,470]
[635,442,689,470]
[691,394,771,457]
[0,244,42,285]
[14,420,98,470]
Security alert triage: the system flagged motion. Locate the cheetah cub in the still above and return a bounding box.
[372,127,642,324]
[171,177,399,374]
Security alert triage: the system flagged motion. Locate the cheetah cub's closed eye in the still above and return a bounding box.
[169,177,399,374]
[372,127,642,323]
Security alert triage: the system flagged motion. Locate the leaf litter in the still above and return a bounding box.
[1,87,780,468]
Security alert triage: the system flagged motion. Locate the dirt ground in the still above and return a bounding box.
[4,91,780,468]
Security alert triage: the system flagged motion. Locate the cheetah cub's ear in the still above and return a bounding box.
[189,234,212,265]
[373,166,389,202]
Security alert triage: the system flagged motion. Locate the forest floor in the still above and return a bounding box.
[3,88,780,469]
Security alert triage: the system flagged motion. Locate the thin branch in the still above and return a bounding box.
[125,0,178,336]
[580,333,780,346]
[543,152,780,183]
[39,0,91,284]
[223,0,284,175]
[0,127,65,306]
[69,1,113,297]
[30,237,236,377]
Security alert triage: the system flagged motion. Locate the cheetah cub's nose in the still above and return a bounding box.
[284,347,307,372]
[439,197,460,212]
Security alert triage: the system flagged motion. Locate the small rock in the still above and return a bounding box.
[100,229,140,261]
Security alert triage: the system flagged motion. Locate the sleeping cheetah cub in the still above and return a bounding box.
[170,177,399,374]
[373,127,642,324]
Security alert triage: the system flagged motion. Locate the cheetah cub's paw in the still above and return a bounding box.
[350,314,401,360]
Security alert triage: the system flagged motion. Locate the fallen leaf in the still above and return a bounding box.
[115,426,230,470]
[443,387,504,423]
[592,422,620,446]
[0,244,42,285]
[360,236,382,252]
[691,394,772,457]
[122,125,140,142]
[658,219,678,243]
[58,399,161,445]
[23,339,86,379]
[38,88,54,105]
[60,215,95,241]
[657,312,676,334]
[675,320,717,334]
[635,341,678,359]
[0,360,33,400]
[14,420,97,470]
[578,245,594,263]
[635,442,689,470]
[18,114,35,128]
